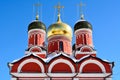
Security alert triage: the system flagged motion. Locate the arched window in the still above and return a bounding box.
[59,41,63,51]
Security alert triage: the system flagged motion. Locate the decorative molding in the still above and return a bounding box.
[75,29,92,35]
[28,29,46,34]
[18,78,45,80]
[79,59,106,73]
[48,59,75,73]
[76,73,111,77]
[75,51,96,56]
[11,73,47,77]
[47,73,76,77]
[29,46,42,52]
[11,73,111,78]
[25,51,46,55]
[17,58,44,73]
[80,45,93,52]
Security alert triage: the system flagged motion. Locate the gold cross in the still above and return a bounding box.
[78,2,85,15]
[34,3,41,20]
[54,2,64,15]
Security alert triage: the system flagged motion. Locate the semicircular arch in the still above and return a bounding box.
[48,59,75,73]
[18,58,44,73]
[79,59,106,73]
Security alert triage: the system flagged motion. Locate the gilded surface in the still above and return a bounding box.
[47,22,72,40]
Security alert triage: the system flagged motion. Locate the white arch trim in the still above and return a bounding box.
[80,45,93,52]
[79,59,106,73]
[18,58,44,73]
[48,59,75,73]
[29,46,42,52]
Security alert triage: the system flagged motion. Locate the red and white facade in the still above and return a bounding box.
[8,11,114,80]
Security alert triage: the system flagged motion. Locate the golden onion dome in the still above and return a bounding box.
[47,14,72,40]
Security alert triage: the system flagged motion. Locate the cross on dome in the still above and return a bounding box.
[78,2,85,20]
[34,3,41,20]
[54,2,64,22]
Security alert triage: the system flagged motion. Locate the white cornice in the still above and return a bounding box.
[75,51,96,55]
[47,73,76,77]
[25,51,46,55]
[11,73,111,78]
[11,73,47,77]
[76,73,111,77]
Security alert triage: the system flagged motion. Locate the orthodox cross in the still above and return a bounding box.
[78,2,85,19]
[34,3,41,20]
[54,2,64,15]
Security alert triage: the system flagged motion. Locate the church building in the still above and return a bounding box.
[8,3,114,80]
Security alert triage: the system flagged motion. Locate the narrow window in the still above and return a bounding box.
[35,34,37,45]
[59,41,63,51]
[84,34,87,45]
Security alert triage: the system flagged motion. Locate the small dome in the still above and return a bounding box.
[74,20,92,32]
[47,14,72,40]
[28,20,46,31]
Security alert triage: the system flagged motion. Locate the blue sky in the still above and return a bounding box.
[0,0,120,79]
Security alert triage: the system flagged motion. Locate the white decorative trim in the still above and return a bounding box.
[17,58,44,73]
[25,51,46,55]
[47,73,76,77]
[28,29,46,34]
[11,73,47,77]
[75,29,92,35]
[48,59,75,73]
[18,78,45,80]
[29,46,42,52]
[75,51,96,56]
[80,45,93,52]
[76,73,111,77]
[79,59,106,73]
[73,78,79,80]
[11,73,111,78]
